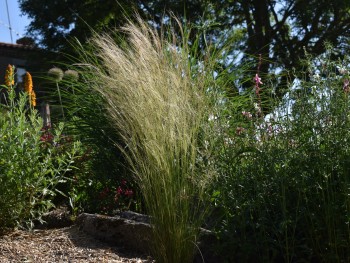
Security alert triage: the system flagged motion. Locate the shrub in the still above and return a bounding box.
[215,48,350,262]
[0,66,81,230]
[45,65,139,215]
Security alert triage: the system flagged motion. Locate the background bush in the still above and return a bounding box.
[44,65,141,215]
[214,48,350,262]
[0,76,80,231]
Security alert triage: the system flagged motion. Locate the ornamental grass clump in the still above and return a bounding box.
[76,16,219,263]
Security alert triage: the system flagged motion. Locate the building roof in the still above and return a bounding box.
[0,41,38,58]
[0,42,36,50]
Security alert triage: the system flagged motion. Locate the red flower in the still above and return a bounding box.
[117,186,123,195]
[124,189,133,197]
[40,125,54,143]
[40,133,54,142]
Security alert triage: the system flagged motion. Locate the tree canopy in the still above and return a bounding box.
[19,0,350,92]
[18,0,140,51]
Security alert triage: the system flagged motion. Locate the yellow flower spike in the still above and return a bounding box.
[24,72,33,94]
[24,72,36,107]
[30,90,36,107]
[4,64,15,87]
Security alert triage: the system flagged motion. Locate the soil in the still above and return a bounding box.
[0,225,154,263]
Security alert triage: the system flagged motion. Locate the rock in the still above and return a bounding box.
[194,227,222,263]
[35,206,73,229]
[76,211,222,262]
[117,210,151,224]
[76,212,152,254]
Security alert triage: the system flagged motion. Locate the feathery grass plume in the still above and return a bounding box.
[4,64,14,87]
[63,69,79,81]
[76,15,220,263]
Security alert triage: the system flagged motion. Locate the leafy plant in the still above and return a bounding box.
[0,65,81,231]
[44,64,138,216]
[214,47,350,262]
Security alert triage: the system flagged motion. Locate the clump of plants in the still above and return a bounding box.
[44,65,140,216]
[74,16,222,263]
[214,47,350,262]
[95,179,138,214]
[0,65,81,231]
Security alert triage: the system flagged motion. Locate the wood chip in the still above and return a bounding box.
[0,226,153,263]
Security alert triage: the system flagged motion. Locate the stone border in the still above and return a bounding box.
[76,212,152,254]
[76,211,222,262]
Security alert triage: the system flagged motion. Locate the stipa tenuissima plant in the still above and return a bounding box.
[76,16,219,263]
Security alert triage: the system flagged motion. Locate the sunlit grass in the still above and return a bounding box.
[75,15,221,263]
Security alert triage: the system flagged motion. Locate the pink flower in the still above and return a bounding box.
[254,74,263,85]
[343,79,349,93]
[254,74,263,97]
[242,111,252,119]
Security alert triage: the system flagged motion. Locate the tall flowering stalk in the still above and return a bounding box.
[254,54,263,117]
[24,72,33,93]
[4,64,15,88]
[3,65,16,108]
[24,72,36,107]
[30,90,36,107]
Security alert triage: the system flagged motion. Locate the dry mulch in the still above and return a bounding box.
[0,225,154,263]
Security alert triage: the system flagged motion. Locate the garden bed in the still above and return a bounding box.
[0,207,219,263]
[0,225,153,263]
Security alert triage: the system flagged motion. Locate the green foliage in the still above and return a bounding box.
[214,48,350,262]
[17,2,350,259]
[0,85,80,231]
[43,66,141,216]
